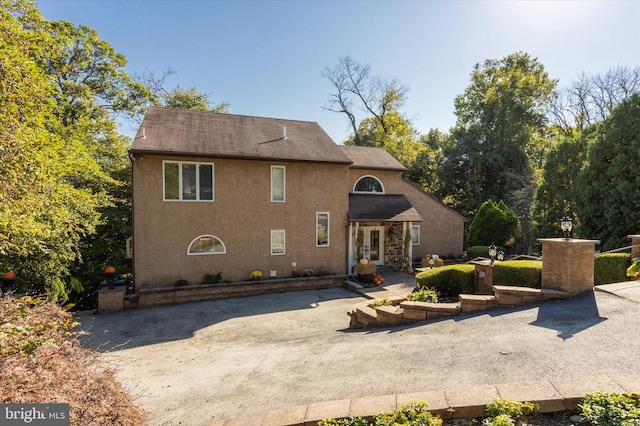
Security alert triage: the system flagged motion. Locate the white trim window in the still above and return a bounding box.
[271,229,286,255]
[316,212,329,247]
[411,225,420,246]
[353,175,384,194]
[187,235,226,255]
[163,161,214,201]
[271,165,286,202]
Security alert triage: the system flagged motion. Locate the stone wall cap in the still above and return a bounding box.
[628,235,640,238]
[537,238,601,244]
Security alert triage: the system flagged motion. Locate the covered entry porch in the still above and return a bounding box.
[347,194,423,275]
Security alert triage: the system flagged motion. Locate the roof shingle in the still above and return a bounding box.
[131,107,352,164]
[340,145,406,171]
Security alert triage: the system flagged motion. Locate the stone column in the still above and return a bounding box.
[473,260,494,295]
[98,287,126,313]
[628,235,640,259]
[538,238,600,296]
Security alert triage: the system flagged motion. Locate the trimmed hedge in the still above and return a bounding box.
[415,264,474,298]
[493,260,542,289]
[594,253,632,285]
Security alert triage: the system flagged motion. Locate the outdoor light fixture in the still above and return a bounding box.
[497,251,505,261]
[429,255,435,269]
[560,213,573,240]
[488,243,497,265]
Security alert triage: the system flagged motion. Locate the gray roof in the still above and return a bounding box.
[340,146,407,171]
[130,107,353,164]
[348,194,423,222]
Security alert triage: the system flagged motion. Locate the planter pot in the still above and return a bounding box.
[2,278,16,293]
[357,273,374,284]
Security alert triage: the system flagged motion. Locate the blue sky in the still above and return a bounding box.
[37,0,640,143]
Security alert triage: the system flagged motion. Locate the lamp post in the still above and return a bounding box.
[561,214,573,240]
[488,243,497,265]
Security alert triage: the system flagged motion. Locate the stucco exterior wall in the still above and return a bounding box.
[133,155,349,288]
[348,169,466,259]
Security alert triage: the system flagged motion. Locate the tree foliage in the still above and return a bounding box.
[437,52,557,218]
[531,133,586,239]
[323,56,423,166]
[135,69,229,113]
[406,129,449,193]
[573,94,640,249]
[550,66,640,133]
[0,0,152,301]
[466,200,520,247]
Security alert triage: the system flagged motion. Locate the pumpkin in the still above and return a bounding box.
[407,269,414,276]
[359,259,368,265]
[2,271,16,280]
[104,266,117,274]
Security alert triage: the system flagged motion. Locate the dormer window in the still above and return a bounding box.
[354,175,384,194]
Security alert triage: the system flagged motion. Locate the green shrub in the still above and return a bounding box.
[203,272,223,284]
[578,391,640,425]
[466,245,493,259]
[493,261,542,288]
[415,265,474,298]
[595,253,632,285]
[373,401,441,426]
[629,258,640,280]
[406,288,439,303]
[466,199,519,247]
[318,418,369,426]
[370,298,392,309]
[485,398,538,418]
[319,401,441,426]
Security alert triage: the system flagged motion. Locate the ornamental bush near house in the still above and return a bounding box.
[415,264,474,298]
[493,260,542,288]
[594,253,632,285]
[466,245,497,259]
[406,287,439,303]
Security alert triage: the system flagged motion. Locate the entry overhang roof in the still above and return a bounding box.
[348,194,423,222]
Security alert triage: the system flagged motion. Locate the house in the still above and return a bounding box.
[129,107,467,289]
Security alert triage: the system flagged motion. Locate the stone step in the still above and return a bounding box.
[458,294,499,313]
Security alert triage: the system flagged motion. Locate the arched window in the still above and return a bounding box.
[354,175,384,194]
[187,235,226,255]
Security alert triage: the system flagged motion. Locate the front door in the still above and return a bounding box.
[362,226,384,266]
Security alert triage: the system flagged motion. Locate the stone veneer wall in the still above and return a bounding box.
[384,222,404,269]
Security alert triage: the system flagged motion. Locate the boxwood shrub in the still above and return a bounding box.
[493,260,542,289]
[594,253,632,285]
[466,245,492,259]
[415,264,474,298]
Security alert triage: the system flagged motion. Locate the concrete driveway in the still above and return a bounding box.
[79,286,640,425]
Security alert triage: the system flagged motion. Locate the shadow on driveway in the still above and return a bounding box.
[77,287,363,352]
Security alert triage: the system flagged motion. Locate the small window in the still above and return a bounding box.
[354,175,384,193]
[316,212,329,247]
[271,166,285,202]
[411,225,420,246]
[163,161,214,201]
[188,235,226,255]
[271,229,285,255]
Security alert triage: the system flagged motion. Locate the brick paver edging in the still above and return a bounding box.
[211,375,640,426]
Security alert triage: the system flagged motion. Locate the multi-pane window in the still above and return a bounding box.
[271,166,285,202]
[354,175,384,193]
[187,235,226,255]
[163,161,214,201]
[316,212,329,247]
[411,225,420,245]
[271,229,285,255]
